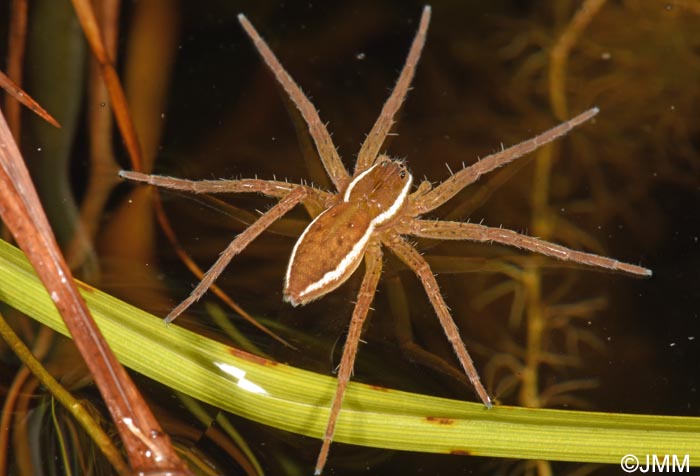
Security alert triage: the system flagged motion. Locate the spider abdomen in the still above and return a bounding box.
[284,203,373,306]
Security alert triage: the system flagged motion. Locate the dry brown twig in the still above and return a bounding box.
[0,69,60,129]
[0,100,190,475]
[3,0,30,139]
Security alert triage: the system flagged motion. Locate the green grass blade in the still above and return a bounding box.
[0,238,697,465]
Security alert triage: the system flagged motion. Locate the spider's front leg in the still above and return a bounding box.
[354,6,431,174]
[237,15,350,191]
[411,107,600,215]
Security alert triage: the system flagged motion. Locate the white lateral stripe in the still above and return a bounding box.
[297,222,374,299]
[284,208,328,288]
[343,164,378,202]
[372,172,413,226]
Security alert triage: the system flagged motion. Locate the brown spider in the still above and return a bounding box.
[120,5,651,474]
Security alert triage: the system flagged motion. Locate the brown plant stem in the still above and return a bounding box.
[0,106,190,473]
[69,0,143,171]
[4,0,28,139]
[0,325,53,474]
[549,0,608,120]
[0,69,60,128]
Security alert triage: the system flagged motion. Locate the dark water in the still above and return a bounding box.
[2,1,699,475]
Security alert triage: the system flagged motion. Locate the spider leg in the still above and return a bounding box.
[164,186,309,323]
[409,219,652,276]
[355,6,431,174]
[385,275,476,391]
[382,232,492,407]
[315,242,383,475]
[120,170,330,199]
[119,170,331,220]
[237,14,350,191]
[412,107,599,215]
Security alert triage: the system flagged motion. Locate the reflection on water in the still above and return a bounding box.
[215,362,268,395]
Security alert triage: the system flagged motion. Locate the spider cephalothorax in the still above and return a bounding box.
[120,5,651,474]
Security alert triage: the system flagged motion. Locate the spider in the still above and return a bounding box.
[120,5,651,474]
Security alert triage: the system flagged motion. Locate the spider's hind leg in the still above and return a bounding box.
[385,274,478,393]
[315,242,384,475]
[383,232,493,407]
